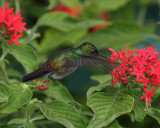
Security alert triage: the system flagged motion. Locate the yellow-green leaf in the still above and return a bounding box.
[40,101,86,128]
[0,82,10,103]
[87,92,134,128]
[9,43,38,73]
[0,84,32,113]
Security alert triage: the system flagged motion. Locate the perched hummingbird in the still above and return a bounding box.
[22,42,113,82]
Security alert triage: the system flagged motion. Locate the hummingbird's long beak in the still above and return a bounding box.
[98,53,108,59]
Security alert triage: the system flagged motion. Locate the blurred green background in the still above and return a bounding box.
[1,0,160,127]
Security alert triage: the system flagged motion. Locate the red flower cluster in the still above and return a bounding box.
[50,4,109,32]
[0,2,27,46]
[109,46,160,107]
[51,4,81,17]
[35,79,49,90]
[89,12,109,33]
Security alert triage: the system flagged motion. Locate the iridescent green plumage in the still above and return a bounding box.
[22,42,113,82]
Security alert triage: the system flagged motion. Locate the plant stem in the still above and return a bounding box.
[158,0,160,8]
[15,0,20,13]
[0,49,8,61]
[34,120,56,125]
[1,0,6,8]
[0,66,10,85]
[25,103,30,123]
[137,6,147,26]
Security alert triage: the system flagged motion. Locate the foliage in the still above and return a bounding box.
[0,0,160,128]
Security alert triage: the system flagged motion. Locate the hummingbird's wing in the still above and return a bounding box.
[62,55,114,70]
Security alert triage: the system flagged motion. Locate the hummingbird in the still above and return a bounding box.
[22,42,114,82]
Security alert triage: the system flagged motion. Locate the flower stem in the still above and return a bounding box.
[137,6,147,26]
[15,0,20,13]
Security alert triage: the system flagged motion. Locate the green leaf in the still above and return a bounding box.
[91,74,111,84]
[0,71,2,79]
[87,92,134,128]
[0,82,10,102]
[147,107,160,124]
[27,98,42,117]
[87,82,108,98]
[139,0,152,6]
[88,75,120,98]
[44,81,74,103]
[19,31,40,44]
[0,125,17,128]
[60,0,79,7]
[111,1,135,21]
[25,122,36,128]
[7,68,22,79]
[75,21,158,50]
[45,81,92,116]
[8,118,24,125]
[9,43,38,73]
[46,0,57,10]
[40,101,87,128]
[36,12,105,32]
[105,120,123,128]
[69,101,93,116]
[86,0,129,12]
[31,111,45,121]
[0,84,32,113]
[125,88,146,122]
[39,28,87,54]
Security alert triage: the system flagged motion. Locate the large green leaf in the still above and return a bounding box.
[91,74,111,84]
[75,21,158,50]
[39,28,87,54]
[105,120,123,128]
[40,101,86,128]
[87,0,129,11]
[125,88,146,122]
[0,82,10,102]
[111,1,135,21]
[9,43,38,73]
[60,0,80,7]
[36,12,105,32]
[8,118,25,125]
[147,107,160,124]
[69,101,93,116]
[87,92,134,128]
[44,81,92,116]
[0,84,32,113]
[44,81,74,103]
[88,74,120,98]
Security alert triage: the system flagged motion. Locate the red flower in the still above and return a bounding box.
[109,46,160,106]
[140,87,155,109]
[89,24,107,33]
[35,79,49,90]
[51,4,81,17]
[89,12,109,33]
[0,2,27,46]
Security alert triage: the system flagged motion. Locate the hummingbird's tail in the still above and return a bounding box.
[22,69,49,82]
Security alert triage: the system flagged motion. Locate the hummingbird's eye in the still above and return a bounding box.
[91,50,98,54]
